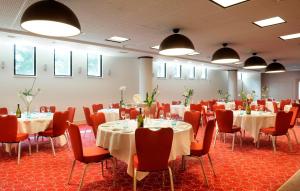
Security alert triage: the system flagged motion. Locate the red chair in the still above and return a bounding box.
[200,100,209,108]
[157,104,170,118]
[112,103,120,109]
[130,109,139,120]
[67,107,76,123]
[212,104,225,112]
[133,128,174,191]
[184,111,201,139]
[90,112,106,138]
[258,111,293,152]
[182,119,216,186]
[83,107,93,126]
[208,100,217,111]
[280,99,291,111]
[161,103,171,114]
[0,115,31,164]
[92,104,104,113]
[235,100,244,110]
[190,103,202,113]
[0,107,8,115]
[251,105,257,111]
[289,107,299,144]
[202,106,214,128]
[36,111,69,156]
[214,110,242,151]
[67,123,115,190]
[171,101,181,105]
[40,106,49,112]
[257,99,266,106]
[272,102,279,113]
[49,106,56,113]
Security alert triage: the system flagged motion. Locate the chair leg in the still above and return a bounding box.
[271,136,276,152]
[286,133,293,152]
[28,138,31,155]
[224,133,226,143]
[198,157,208,186]
[257,133,260,148]
[181,155,186,170]
[213,129,219,148]
[133,168,137,191]
[78,164,89,191]
[49,137,56,156]
[64,133,71,150]
[291,129,299,144]
[168,166,175,191]
[17,142,22,165]
[36,136,39,152]
[67,160,76,184]
[239,131,243,147]
[207,153,216,177]
[232,133,236,151]
[101,161,104,176]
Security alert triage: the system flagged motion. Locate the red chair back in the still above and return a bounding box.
[83,107,93,126]
[92,104,104,113]
[289,106,299,127]
[200,100,209,108]
[235,100,243,110]
[251,105,257,111]
[68,123,84,162]
[274,111,293,135]
[257,99,266,106]
[161,103,171,113]
[40,106,49,112]
[190,104,202,113]
[49,106,56,113]
[130,109,139,119]
[112,103,120,109]
[52,111,69,137]
[135,128,173,171]
[91,112,106,137]
[280,99,291,110]
[184,111,201,138]
[67,107,76,123]
[208,100,217,110]
[272,102,279,113]
[201,119,216,155]
[212,104,225,112]
[0,107,8,115]
[216,110,234,133]
[0,115,18,142]
[171,101,181,105]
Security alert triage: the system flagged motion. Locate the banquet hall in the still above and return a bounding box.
[0,0,300,190]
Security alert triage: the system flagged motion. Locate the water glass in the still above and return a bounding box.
[166,112,171,120]
[121,111,126,120]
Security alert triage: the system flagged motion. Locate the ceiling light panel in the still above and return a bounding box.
[279,33,300,40]
[254,16,285,27]
[210,0,248,8]
[106,36,129,43]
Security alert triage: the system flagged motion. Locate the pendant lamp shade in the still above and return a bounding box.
[243,53,267,69]
[159,29,195,56]
[21,0,81,37]
[265,60,286,73]
[211,43,240,64]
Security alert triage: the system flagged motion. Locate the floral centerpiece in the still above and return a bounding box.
[182,87,194,107]
[144,85,159,108]
[261,86,269,99]
[119,86,126,107]
[217,89,230,103]
[18,78,40,114]
[239,90,256,114]
[133,94,142,105]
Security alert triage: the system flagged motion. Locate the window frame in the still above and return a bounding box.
[14,44,36,76]
[188,66,196,79]
[156,62,167,78]
[201,66,207,80]
[87,53,103,78]
[173,64,182,79]
[54,49,72,77]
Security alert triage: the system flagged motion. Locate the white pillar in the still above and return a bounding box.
[228,70,238,100]
[138,56,153,100]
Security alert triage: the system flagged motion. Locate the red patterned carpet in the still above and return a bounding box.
[1,124,300,191]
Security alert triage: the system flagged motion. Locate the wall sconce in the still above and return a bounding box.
[78,66,82,74]
[1,62,5,69]
[43,64,47,71]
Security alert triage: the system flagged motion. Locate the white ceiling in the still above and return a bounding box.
[0,0,300,71]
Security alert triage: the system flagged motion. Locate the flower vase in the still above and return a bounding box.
[246,103,251,115]
[25,96,33,115]
[184,98,190,107]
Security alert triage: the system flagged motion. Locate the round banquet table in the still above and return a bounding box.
[232,110,276,143]
[217,101,236,110]
[96,119,193,180]
[170,105,189,118]
[99,108,119,122]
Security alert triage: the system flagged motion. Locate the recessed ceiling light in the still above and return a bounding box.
[279,33,300,40]
[106,36,129,43]
[210,0,248,8]
[187,51,200,56]
[254,16,285,27]
[151,45,160,50]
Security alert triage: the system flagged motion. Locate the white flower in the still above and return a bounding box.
[247,94,253,99]
[133,94,142,104]
[119,86,126,91]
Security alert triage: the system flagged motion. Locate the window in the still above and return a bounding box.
[173,64,182,78]
[201,66,207,79]
[87,53,102,77]
[14,44,36,76]
[156,62,166,78]
[54,49,72,76]
[188,66,196,79]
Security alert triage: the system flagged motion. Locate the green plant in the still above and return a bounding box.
[183,88,194,106]
[144,85,159,108]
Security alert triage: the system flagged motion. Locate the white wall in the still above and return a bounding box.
[262,71,300,100]
[0,42,139,122]
[237,71,261,99]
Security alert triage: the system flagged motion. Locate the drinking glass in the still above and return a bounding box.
[159,110,164,119]
[41,107,46,113]
[166,112,171,120]
[121,111,125,120]
[125,113,130,120]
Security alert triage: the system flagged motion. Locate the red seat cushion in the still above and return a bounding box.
[190,141,205,156]
[4,133,29,143]
[82,147,110,163]
[38,129,54,137]
[260,127,276,135]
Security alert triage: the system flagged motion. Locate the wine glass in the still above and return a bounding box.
[121,111,126,120]
[125,113,130,120]
[159,110,164,119]
[41,107,46,113]
[166,112,171,120]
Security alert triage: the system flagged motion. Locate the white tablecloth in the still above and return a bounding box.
[170,105,189,118]
[233,111,276,142]
[216,102,235,110]
[96,119,193,180]
[264,101,292,113]
[99,109,119,122]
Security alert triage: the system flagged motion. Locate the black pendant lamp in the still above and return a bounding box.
[243,53,267,69]
[159,28,195,56]
[211,43,240,64]
[265,59,286,73]
[21,0,81,37]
